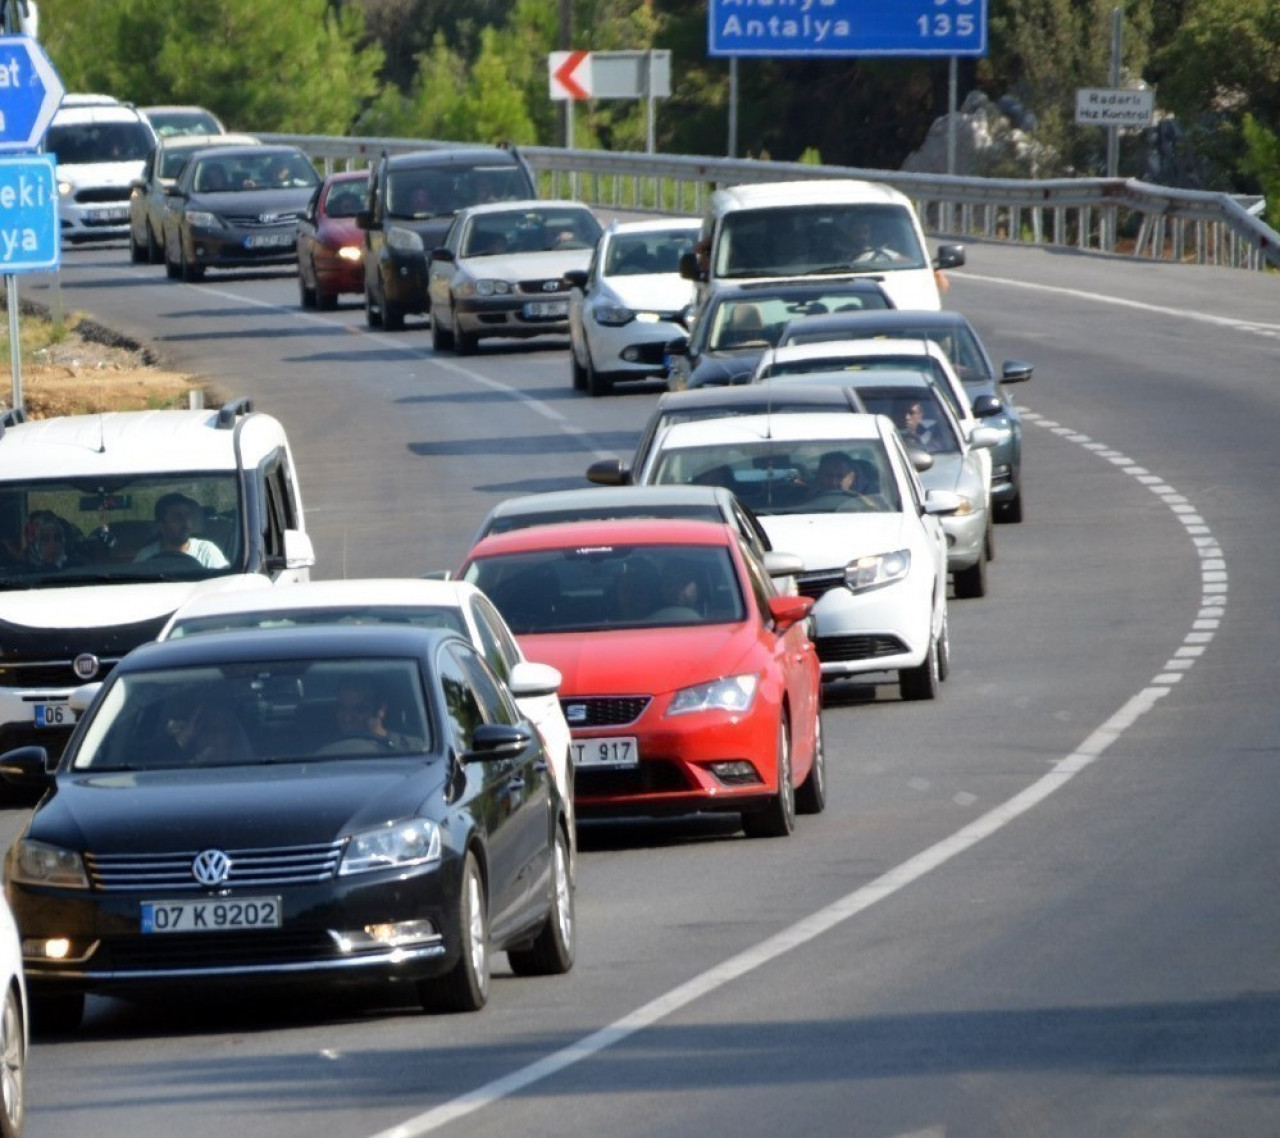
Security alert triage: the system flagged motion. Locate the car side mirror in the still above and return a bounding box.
[1001,360,1034,385]
[508,661,562,699]
[968,426,1002,450]
[464,723,534,762]
[907,448,934,473]
[563,269,588,291]
[678,251,705,282]
[585,458,631,486]
[971,394,1003,418]
[766,594,813,632]
[762,550,803,578]
[934,244,965,270]
[431,247,455,264]
[283,529,316,572]
[0,745,54,788]
[664,335,690,357]
[164,185,185,198]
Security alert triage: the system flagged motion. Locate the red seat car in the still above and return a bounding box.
[297,170,368,309]
[459,518,825,838]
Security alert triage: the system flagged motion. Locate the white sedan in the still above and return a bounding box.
[637,412,958,700]
[158,578,577,866]
[565,218,699,396]
[426,200,602,355]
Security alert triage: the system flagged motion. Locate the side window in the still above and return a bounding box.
[258,451,301,560]
[737,537,776,617]
[731,500,773,554]
[468,596,521,684]
[436,645,484,752]
[453,646,519,728]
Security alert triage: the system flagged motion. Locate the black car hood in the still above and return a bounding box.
[31,759,452,852]
[688,349,766,387]
[383,215,454,249]
[187,186,316,218]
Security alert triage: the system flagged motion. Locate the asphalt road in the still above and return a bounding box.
[4,236,1280,1138]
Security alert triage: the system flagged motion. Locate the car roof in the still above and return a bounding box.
[51,103,149,126]
[766,339,952,366]
[605,218,701,238]
[0,405,288,479]
[785,310,968,338]
[120,623,463,674]
[188,144,299,161]
[468,517,737,558]
[655,384,857,412]
[487,484,734,519]
[656,411,885,448]
[323,169,369,185]
[458,199,590,219]
[764,371,933,394]
[166,578,481,627]
[712,178,913,211]
[386,148,523,170]
[158,132,258,154]
[702,277,892,304]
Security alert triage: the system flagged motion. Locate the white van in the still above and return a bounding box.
[683,179,964,311]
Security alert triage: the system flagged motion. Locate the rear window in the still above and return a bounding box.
[48,120,153,165]
[386,162,534,219]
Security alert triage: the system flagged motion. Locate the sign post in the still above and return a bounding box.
[548,50,671,154]
[0,34,64,413]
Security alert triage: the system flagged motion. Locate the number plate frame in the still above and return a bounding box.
[244,233,294,249]
[570,735,639,769]
[140,896,282,934]
[33,703,75,729]
[522,300,569,320]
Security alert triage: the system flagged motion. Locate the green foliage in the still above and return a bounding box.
[1242,115,1280,227]
[39,0,384,134]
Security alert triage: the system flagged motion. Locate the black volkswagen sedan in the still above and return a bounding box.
[161,144,322,281]
[0,625,575,1032]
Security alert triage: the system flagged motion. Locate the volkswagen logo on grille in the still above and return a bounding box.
[565,704,588,725]
[541,280,559,292]
[258,212,279,224]
[192,849,232,886]
[72,653,100,680]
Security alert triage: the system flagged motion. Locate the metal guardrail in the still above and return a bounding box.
[259,133,1280,272]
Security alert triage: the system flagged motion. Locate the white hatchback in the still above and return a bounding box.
[638,412,959,700]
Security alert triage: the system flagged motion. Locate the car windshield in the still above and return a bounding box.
[71,657,434,770]
[385,163,532,220]
[715,204,927,278]
[160,147,205,179]
[47,121,153,164]
[147,110,222,137]
[462,207,601,257]
[323,180,367,218]
[0,473,243,589]
[700,288,892,353]
[604,228,697,276]
[856,389,960,455]
[651,438,902,516]
[167,605,467,639]
[193,151,319,193]
[466,543,746,632]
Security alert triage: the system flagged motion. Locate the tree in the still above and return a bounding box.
[39,0,385,134]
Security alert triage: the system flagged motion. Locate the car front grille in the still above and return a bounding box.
[222,212,305,228]
[101,930,341,972]
[560,696,650,728]
[517,279,568,295]
[85,840,346,892]
[0,659,121,688]
[816,634,908,663]
[74,187,130,204]
[795,570,847,601]
[576,759,692,798]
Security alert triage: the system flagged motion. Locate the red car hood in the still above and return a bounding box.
[519,624,759,697]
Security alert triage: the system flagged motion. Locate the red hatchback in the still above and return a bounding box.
[459,519,824,837]
[297,170,368,309]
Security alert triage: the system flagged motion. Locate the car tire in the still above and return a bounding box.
[298,268,316,308]
[418,851,489,1014]
[571,349,588,391]
[984,519,996,563]
[936,609,951,683]
[900,632,941,701]
[382,299,405,332]
[29,991,83,1036]
[742,712,796,838]
[0,982,25,1138]
[163,240,181,280]
[586,352,613,397]
[146,223,163,264]
[507,825,575,977]
[128,228,147,264]
[794,709,827,815]
[364,286,382,328]
[454,316,478,356]
[315,285,337,311]
[997,489,1024,524]
[952,546,988,599]
[179,242,205,283]
[431,310,454,352]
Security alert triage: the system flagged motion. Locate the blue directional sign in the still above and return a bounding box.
[0,35,66,152]
[0,154,59,272]
[708,0,987,58]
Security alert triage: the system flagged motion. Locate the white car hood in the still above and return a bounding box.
[0,577,269,631]
[465,249,591,280]
[759,512,915,572]
[57,160,145,190]
[606,274,696,313]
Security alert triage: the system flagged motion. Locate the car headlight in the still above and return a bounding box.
[387,226,424,252]
[58,180,73,197]
[473,278,513,297]
[667,674,758,716]
[592,303,635,326]
[337,245,362,262]
[8,839,90,889]
[951,494,977,516]
[844,549,911,593]
[185,209,221,229]
[339,819,442,876]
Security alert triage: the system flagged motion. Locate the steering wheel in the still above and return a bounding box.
[145,550,204,568]
[315,735,386,756]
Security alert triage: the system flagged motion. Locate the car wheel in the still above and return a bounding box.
[418,851,489,1013]
[382,298,405,332]
[742,712,796,838]
[936,609,951,683]
[298,267,316,308]
[163,239,181,280]
[0,982,25,1138]
[571,347,588,391]
[364,285,382,328]
[952,546,988,599]
[586,351,613,397]
[454,314,478,356]
[997,489,1024,524]
[128,228,147,264]
[984,520,996,563]
[179,241,204,283]
[431,310,454,352]
[146,223,163,264]
[30,991,83,1036]
[794,709,827,815]
[315,284,337,311]
[900,633,940,701]
[508,825,575,976]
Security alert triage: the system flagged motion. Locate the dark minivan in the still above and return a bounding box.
[358,146,538,331]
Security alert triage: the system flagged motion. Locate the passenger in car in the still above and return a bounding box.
[134,492,229,569]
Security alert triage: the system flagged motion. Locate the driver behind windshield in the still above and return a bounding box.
[134,492,228,568]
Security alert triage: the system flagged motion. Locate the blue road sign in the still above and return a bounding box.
[0,154,59,272]
[708,0,987,58]
[0,35,66,152]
